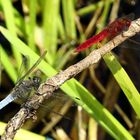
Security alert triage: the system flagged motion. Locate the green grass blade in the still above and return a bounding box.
[27,0,37,51]
[64,80,134,140]
[0,45,17,83]
[57,15,66,41]
[62,0,77,40]
[13,9,26,37]
[77,1,104,16]
[1,0,22,68]
[42,0,60,64]
[104,53,140,118]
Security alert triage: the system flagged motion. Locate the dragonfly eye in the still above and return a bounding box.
[33,76,41,83]
[28,77,31,80]
[32,76,41,89]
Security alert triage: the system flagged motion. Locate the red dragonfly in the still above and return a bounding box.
[75,14,134,52]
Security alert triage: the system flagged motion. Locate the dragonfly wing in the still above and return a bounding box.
[0,93,16,110]
[16,55,29,83]
[38,92,74,119]
[123,13,135,21]
[16,51,47,84]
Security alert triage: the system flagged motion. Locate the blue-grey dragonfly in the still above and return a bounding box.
[0,51,47,110]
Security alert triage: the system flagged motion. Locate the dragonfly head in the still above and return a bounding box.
[32,76,41,89]
[122,13,134,29]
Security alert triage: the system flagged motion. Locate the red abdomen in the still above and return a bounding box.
[75,29,109,52]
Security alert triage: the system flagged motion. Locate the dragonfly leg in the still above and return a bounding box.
[97,42,103,48]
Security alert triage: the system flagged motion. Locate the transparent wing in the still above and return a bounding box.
[16,50,47,84]
[123,13,135,21]
[23,91,77,131]
[16,55,29,83]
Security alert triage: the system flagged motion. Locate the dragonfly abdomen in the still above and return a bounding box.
[0,94,16,110]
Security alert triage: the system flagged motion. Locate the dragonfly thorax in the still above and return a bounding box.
[32,76,41,90]
[14,76,41,99]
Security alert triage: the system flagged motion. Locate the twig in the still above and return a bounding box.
[1,18,140,140]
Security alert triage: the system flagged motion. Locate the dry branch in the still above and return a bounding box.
[1,18,140,140]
